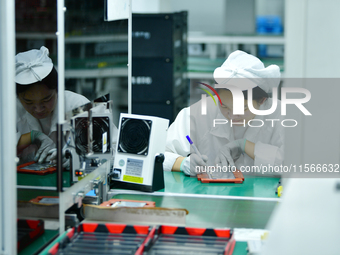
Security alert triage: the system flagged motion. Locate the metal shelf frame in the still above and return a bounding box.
[0,1,17,254]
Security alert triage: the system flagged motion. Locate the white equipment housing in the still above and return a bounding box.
[111,113,169,192]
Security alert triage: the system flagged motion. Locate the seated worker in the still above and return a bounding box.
[163,50,284,176]
[16,46,90,164]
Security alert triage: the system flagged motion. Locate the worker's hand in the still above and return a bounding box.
[180,153,208,176]
[215,138,246,168]
[31,130,56,163]
[47,149,70,169]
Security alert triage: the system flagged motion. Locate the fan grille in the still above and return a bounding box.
[75,117,110,155]
[118,118,152,155]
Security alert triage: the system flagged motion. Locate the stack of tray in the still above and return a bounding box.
[47,223,235,255]
[147,225,235,255]
[48,223,151,255]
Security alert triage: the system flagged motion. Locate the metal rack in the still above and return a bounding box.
[0,1,17,255]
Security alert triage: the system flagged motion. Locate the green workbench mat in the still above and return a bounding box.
[17,171,71,188]
[233,241,248,255]
[19,229,58,255]
[161,171,280,198]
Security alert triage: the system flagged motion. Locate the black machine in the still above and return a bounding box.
[132,12,189,123]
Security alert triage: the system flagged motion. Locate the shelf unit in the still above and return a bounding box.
[16,33,285,79]
[186,34,285,80]
[188,34,285,44]
[16,33,128,79]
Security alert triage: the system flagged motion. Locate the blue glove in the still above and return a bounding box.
[180,154,208,176]
[31,130,56,163]
[215,138,246,168]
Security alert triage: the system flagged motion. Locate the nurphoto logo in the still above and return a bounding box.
[199,82,312,127]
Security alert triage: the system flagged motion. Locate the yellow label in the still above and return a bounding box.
[123,175,144,184]
[98,62,108,68]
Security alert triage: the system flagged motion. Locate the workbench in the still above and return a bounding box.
[18,171,280,254]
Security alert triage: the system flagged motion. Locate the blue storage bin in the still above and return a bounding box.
[256,15,283,58]
[256,15,283,34]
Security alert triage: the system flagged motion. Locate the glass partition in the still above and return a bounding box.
[64,0,129,125]
[15,0,129,192]
[16,0,60,191]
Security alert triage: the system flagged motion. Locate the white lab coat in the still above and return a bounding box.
[17,90,90,162]
[163,96,285,172]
